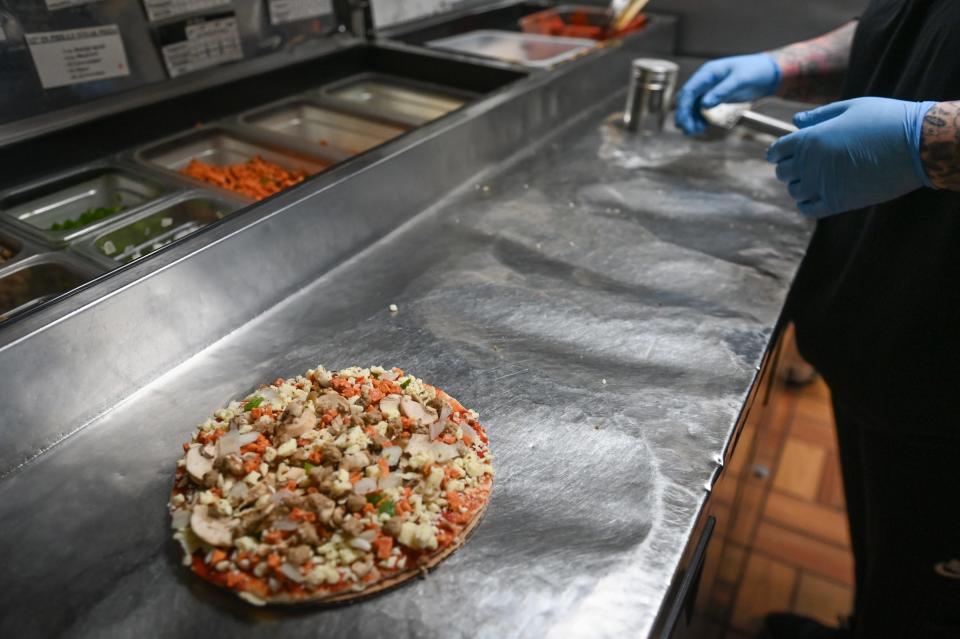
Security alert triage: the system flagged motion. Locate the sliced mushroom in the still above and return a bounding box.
[186,445,215,483]
[237,505,273,536]
[284,409,317,438]
[322,444,343,465]
[297,522,319,546]
[400,396,438,424]
[309,465,333,485]
[351,557,373,577]
[341,517,364,537]
[190,507,233,547]
[341,451,370,471]
[308,493,336,524]
[379,395,401,419]
[346,493,366,513]
[285,545,312,566]
[286,401,304,418]
[383,516,403,538]
[201,470,220,488]
[315,391,350,414]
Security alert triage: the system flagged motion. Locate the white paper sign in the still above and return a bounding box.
[161,15,243,78]
[45,0,102,10]
[142,0,231,22]
[371,0,473,27]
[268,0,332,25]
[26,25,130,89]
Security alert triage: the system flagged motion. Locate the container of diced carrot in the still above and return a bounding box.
[519,4,647,41]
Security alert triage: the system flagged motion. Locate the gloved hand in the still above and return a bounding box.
[766,97,937,218]
[675,54,781,135]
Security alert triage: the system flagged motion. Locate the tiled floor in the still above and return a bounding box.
[723,375,855,638]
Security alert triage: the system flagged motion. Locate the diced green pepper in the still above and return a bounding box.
[244,396,264,411]
[49,203,123,232]
[377,500,396,516]
[399,378,411,390]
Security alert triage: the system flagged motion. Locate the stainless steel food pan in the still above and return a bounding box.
[0,165,173,247]
[73,191,245,268]
[135,126,337,200]
[0,227,40,269]
[319,73,472,127]
[0,253,102,322]
[240,98,409,156]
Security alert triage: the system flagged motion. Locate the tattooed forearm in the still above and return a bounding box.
[921,101,960,191]
[770,21,858,102]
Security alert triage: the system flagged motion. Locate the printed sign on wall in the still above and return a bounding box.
[142,0,232,22]
[157,12,243,78]
[26,25,130,89]
[268,0,332,25]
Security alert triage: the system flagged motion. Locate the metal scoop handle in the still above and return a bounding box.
[701,102,798,137]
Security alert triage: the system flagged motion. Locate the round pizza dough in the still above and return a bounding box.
[168,365,493,605]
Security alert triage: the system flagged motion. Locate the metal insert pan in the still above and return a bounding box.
[0,252,102,322]
[135,126,339,201]
[239,98,409,156]
[0,164,174,247]
[319,73,475,127]
[73,191,246,269]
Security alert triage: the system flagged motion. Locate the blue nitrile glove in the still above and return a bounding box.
[675,54,781,135]
[766,97,937,218]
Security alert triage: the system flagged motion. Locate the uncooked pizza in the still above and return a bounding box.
[168,365,493,605]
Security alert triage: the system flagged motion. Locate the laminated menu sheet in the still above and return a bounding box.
[25,25,130,89]
[268,0,333,25]
[157,12,243,78]
[142,0,231,22]
[44,0,102,10]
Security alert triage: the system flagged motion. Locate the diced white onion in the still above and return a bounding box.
[438,403,452,427]
[405,434,430,456]
[228,481,249,500]
[349,537,372,551]
[271,490,296,505]
[359,529,377,541]
[381,446,402,467]
[170,509,190,529]
[378,474,402,491]
[429,419,443,441]
[238,432,260,446]
[280,563,304,583]
[274,517,299,531]
[218,429,240,457]
[430,442,458,462]
[460,421,479,443]
[354,477,377,495]
[257,387,280,403]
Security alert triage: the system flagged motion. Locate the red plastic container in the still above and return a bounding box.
[520,4,647,41]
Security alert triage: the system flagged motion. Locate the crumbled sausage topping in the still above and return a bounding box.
[169,365,493,605]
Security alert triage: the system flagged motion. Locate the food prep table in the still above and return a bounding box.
[0,4,811,638]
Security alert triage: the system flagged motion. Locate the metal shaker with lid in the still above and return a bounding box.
[623,58,679,133]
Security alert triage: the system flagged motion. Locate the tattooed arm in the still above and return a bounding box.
[770,21,858,103]
[921,102,960,190]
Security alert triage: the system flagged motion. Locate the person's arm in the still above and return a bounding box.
[770,21,858,103]
[921,101,960,190]
[676,21,858,135]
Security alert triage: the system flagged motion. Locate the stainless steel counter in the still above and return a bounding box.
[0,82,810,636]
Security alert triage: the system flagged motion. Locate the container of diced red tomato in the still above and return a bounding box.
[519,4,647,41]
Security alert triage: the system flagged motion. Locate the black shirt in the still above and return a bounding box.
[788,0,960,429]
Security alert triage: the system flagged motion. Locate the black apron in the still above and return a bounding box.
[788,0,960,431]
